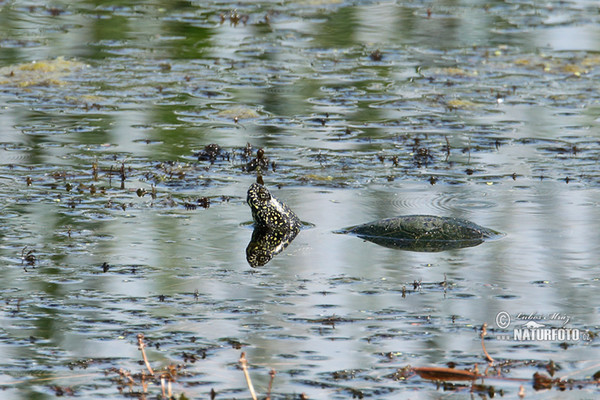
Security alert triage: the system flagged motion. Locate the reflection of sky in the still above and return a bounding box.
[541,25,600,51]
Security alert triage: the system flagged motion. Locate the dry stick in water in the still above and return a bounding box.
[140,372,148,393]
[160,376,166,398]
[444,135,451,162]
[480,323,494,364]
[266,369,276,400]
[137,334,155,375]
[467,136,471,164]
[239,352,258,400]
[518,385,525,398]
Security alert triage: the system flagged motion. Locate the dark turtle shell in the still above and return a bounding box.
[337,215,502,252]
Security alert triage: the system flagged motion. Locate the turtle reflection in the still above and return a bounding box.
[246,225,299,267]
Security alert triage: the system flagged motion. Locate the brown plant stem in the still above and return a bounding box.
[480,323,494,364]
[239,352,258,400]
[266,369,276,400]
[137,334,155,375]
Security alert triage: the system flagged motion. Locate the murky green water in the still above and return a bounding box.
[1,1,600,398]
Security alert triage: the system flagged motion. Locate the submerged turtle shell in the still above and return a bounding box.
[338,215,502,252]
[247,183,301,231]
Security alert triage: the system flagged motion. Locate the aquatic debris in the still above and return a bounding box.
[480,323,494,363]
[239,352,257,400]
[239,352,276,400]
[238,144,276,173]
[369,49,383,61]
[195,143,222,162]
[406,322,598,393]
[21,246,36,270]
[412,146,434,167]
[298,174,334,182]
[512,53,596,77]
[245,148,269,172]
[413,366,479,381]
[337,215,502,252]
[137,334,154,375]
[197,197,210,208]
[447,99,478,109]
[429,67,478,77]
[184,197,210,210]
[220,10,249,25]
[103,333,195,398]
[65,94,106,106]
[0,56,87,87]
[242,142,254,159]
[50,386,75,396]
[217,106,259,120]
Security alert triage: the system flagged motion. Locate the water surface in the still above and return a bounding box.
[1,0,600,398]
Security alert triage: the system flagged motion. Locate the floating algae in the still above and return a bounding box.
[0,56,87,87]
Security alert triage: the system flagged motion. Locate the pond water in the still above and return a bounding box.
[1,0,600,398]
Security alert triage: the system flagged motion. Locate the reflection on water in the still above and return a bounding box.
[1,0,600,398]
[344,235,486,252]
[246,224,299,267]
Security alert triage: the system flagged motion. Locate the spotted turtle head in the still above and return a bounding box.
[247,183,300,231]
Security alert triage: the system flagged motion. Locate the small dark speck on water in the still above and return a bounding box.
[369,49,383,61]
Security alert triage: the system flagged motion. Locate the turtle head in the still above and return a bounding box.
[246,183,300,231]
[247,183,271,211]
